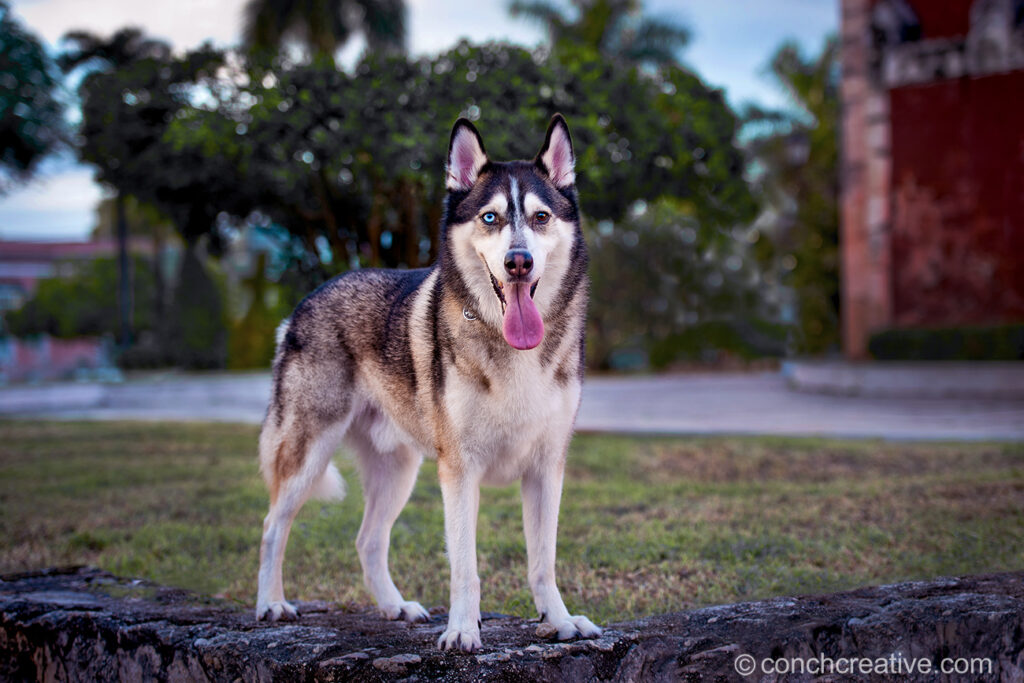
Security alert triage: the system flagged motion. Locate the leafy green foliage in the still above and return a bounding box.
[72,44,242,251]
[587,198,782,369]
[4,245,230,369]
[163,41,753,287]
[869,324,1024,361]
[228,254,287,369]
[66,27,762,367]
[743,37,840,354]
[5,256,156,339]
[0,1,66,192]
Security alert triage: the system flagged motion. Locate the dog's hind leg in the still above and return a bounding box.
[348,419,429,622]
[256,416,350,622]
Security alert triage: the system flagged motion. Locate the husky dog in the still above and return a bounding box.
[256,114,600,652]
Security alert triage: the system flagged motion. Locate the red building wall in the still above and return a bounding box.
[889,72,1024,325]
[843,0,1024,351]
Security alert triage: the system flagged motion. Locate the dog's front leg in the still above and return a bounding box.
[521,460,602,640]
[437,460,483,652]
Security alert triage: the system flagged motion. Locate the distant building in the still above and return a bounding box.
[0,238,152,314]
[840,0,1024,358]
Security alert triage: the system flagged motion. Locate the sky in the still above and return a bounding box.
[0,0,837,241]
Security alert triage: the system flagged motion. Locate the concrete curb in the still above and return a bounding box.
[784,361,1024,399]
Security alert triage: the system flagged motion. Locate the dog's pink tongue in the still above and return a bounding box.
[502,283,544,350]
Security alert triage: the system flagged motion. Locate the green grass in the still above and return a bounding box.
[1,421,1023,624]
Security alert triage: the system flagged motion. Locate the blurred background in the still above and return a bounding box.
[0,0,1021,383]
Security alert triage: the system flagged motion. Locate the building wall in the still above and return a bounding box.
[841,0,1024,357]
[890,72,1024,326]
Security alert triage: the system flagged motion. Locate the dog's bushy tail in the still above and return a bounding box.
[309,461,346,502]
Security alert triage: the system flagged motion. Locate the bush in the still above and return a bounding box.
[647,320,789,369]
[868,325,1024,361]
[587,198,787,369]
[227,255,283,370]
[5,256,156,339]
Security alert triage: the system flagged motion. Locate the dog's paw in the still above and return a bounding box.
[255,600,298,622]
[380,600,430,623]
[437,616,482,652]
[549,614,602,641]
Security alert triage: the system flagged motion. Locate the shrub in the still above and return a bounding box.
[587,198,787,369]
[868,325,1024,361]
[227,255,283,370]
[5,256,155,339]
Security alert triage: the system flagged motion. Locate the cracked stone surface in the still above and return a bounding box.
[2,566,1023,681]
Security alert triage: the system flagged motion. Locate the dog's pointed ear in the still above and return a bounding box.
[446,118,488,192]
[535,114,575,189]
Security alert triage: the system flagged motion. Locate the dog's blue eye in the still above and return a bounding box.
[482,212,496,224]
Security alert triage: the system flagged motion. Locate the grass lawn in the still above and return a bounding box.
[1,420,1023,624]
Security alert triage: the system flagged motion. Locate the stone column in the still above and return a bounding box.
[840,0,893,359]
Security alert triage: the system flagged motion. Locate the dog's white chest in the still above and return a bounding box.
[445,354,580,485]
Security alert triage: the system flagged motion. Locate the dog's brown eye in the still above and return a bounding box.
[535,211,549,223]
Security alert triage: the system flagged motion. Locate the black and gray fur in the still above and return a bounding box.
[256,115,599,651]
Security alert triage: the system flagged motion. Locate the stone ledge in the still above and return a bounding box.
[783,360,1024,400]
[2,566,1023,681]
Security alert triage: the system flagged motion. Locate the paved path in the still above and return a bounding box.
[1,372,1022,441]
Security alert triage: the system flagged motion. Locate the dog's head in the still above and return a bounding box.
[442,115,580,351]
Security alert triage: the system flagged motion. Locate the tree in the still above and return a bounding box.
[743,37,840,354]
[57,27,171,72]
[58,27,172,350]
[0,1,66,193]
[92,39,756,367]
[165,41,752,289]
[91,195,176,331]
[508,0,689,68]
[242,0,406,58]
[68,40,238,366]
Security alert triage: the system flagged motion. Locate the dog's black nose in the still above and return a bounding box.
[504,249,533,278]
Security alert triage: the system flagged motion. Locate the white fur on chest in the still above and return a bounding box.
[444,352,581,485]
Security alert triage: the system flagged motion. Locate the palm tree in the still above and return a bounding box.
[508,0,689,68]
[58,27,171,72]
[242,0,406,58]
[742,37,840,354]
[58,28,172,350]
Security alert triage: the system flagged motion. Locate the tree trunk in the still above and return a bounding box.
[313,169,350,268]
[152,221,165,336]
[367,195,382,268]
[401,179,420,268]
[427,200,442,263]
[115,192,133,349]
